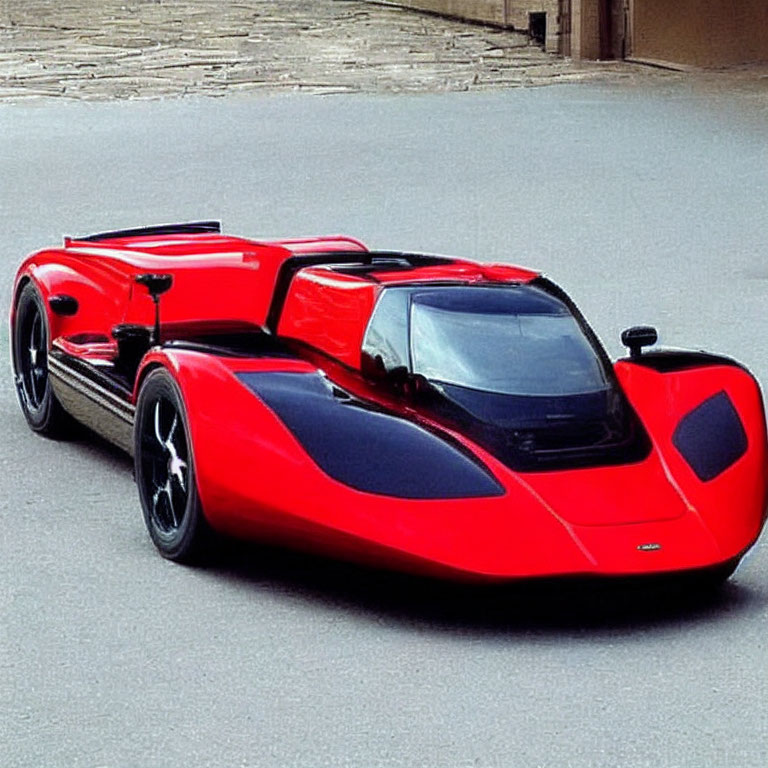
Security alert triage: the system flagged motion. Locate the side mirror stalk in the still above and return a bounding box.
[135,273,173,345]
[621,326,658,360]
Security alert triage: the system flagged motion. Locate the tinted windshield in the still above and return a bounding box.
[410,287,608,397]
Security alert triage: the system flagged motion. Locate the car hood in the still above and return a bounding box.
[511,453,690,527]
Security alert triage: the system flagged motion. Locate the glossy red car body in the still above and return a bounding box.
[10,222,768,580]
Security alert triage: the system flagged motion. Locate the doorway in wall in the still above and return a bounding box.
[559,0,572,56]
[529,11,546,46]
[598,0,614,58]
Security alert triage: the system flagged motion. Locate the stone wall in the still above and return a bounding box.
[506,1,562,54]
[572,0,600,60]
[377,1,565,53]
[378,1,768,66]
[379,0,507,27]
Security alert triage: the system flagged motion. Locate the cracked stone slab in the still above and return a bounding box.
[0,0,681,100]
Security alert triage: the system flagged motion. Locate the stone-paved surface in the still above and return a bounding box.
[0,0,680,100]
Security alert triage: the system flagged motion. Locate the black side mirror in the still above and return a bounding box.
[621,326,658,360]
[135,273,173,345]
[135,273,173,298]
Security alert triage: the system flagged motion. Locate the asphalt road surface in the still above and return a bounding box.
[2,83,768,767]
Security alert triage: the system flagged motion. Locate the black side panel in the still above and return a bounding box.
[620,350,746,374]
[73,221,221,242]
[48,350,134,453]
[237,371,504,499]
[672,391,748,481]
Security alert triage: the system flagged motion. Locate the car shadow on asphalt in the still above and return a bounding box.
[68,424,136,469]
[56,427,765,636]
[199,537,766,636]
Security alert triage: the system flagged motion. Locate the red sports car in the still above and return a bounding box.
[10,221,767,584]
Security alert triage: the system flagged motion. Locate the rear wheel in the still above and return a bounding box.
[12,282,73,436]
[134,367,212,563]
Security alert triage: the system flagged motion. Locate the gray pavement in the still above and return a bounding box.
[2,83,768,767]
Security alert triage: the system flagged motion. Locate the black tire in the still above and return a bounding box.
[12,282,75,437]
[134,367,212,563]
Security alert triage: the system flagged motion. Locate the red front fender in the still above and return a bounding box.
[615,358,768,560]
[134,350,598,580]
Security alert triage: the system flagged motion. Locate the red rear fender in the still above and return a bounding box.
[12,252,130,343]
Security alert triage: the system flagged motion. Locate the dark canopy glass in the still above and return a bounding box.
[409,286,608,397]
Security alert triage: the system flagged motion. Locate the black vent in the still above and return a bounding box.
[672,391,747,481]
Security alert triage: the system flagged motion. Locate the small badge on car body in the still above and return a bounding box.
[637,543,662,551]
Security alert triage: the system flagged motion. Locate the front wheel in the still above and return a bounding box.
[134,367,212,563]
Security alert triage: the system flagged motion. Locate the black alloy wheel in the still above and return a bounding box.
[13,282,71,435]
[134,367,211,562]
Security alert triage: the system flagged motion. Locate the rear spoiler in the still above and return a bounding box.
[66,220,221,244]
